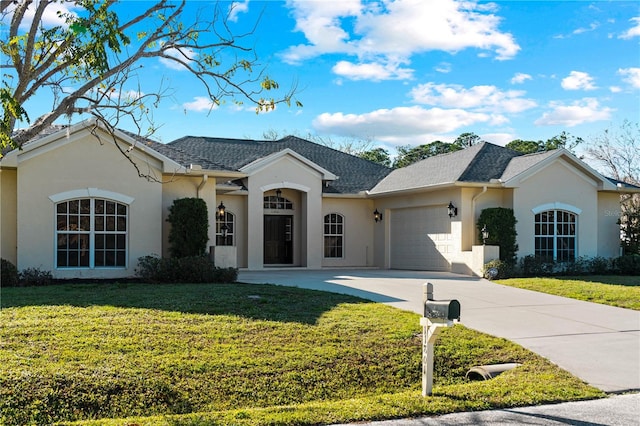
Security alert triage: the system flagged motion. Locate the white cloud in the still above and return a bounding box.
[228,0,250,22]
[618,67,640,89]
[573,21,600,35]
[159,47,198,71]
[510,73,532,84]
[183,97,218,113]
[534,98,613,127]
[481,132,516,146]
[4,0,78,30]
[619,17,640,39]
[282,0,519,81]
[561,71,597,90]
[332,60,413,81]
[312,106,493,138]
[609,86,622,93]
[435,62,452,73]
[409,82,537,113]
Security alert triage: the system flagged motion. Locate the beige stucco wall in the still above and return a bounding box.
[161,175,218,259]
[15,129,163,279]
[0,169,18,264]
[512,159,600,259]
[245,154,324,269]
[598,192,624,258]
[322,197,375,267]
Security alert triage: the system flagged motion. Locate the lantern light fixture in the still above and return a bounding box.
[373,209,383,223]
[447,202,458,218]
[481,224,489,245]
[217,201,226,219]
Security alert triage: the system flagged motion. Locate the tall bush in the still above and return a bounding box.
[167,198,209,258]
[477,207,518,265]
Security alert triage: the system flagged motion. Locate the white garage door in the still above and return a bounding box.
[390,206,452,271]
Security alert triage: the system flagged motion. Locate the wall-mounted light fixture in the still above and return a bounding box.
[275,188,282,198]
[217,201,226,219]
[481,224,489,245]
[373,209,383,222]
[447,202,458,218]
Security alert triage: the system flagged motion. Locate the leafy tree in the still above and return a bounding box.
[358,147,391,167]
[393,141,461,168]
[453,132,482,149]
[584,120,640,254]
[542,131,583,153]
[1,0,299,158]
[505,139,542,154]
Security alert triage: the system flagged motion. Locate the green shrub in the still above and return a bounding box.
[136,255,237,283]
[587,256,614,275]
[615,254,640,275]
[519,255,554,277]
[477,208,518,265]
[167,198,209,258]
[482,259,513,280]
[18,267,53,286]
[1,258,18,287]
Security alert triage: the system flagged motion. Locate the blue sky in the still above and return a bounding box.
[19,1,640,153]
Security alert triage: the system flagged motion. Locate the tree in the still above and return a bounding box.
[167,197,208,258]
[505,139,542,154]
[584,120,640,254]
[453,132,482,149]
[1,0,299,156]
[477,207,518,264]
[358,147,391,167]
[543,131,583,153]
[393,141,460,168]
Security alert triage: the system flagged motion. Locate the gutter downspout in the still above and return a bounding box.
[196,175,208,198]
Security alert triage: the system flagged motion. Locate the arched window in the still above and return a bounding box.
[324,213,344,258]
[56,198,128,268]
[263,195,293,210]
[535,210,577,261]
[216,211,235,246]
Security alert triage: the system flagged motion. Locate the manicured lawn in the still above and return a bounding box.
[1,282,603,425]
[495,276,640,310]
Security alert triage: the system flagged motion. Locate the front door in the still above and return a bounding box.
[264,215,293,264]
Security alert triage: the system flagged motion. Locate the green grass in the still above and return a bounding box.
[1,282,603,425]
[495,276,640,310]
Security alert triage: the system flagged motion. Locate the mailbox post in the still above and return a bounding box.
[421,283,460,396]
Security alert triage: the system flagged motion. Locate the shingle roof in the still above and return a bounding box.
[370,142,522,194]
[499,149,558,182]
[168,135,393,194]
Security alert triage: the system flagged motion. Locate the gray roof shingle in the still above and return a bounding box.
[370,142,522,194]
[168,135,393,194]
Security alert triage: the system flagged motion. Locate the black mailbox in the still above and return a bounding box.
[424,299,461,321]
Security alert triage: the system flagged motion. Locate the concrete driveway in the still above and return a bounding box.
[238,269,640,393]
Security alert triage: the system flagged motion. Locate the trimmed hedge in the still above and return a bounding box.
[484,254,640,278]
[136,255,238,283]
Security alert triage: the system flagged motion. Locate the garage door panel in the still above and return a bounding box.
[390,206,451,271]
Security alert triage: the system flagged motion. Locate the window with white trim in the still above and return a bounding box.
[324,213,344,258]
[56,198,127,268]
[534,210,576,262]
[216,211,235,246]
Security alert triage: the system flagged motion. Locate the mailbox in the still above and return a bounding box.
[424,299,460,321]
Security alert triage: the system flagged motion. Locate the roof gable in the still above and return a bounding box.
[240,148,338,180]
[168,135,392,194]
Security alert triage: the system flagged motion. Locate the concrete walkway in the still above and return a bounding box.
[238,269,640,393]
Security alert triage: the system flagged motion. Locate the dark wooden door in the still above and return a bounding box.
[264,215,293,264]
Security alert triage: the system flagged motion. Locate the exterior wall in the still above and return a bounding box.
[16,130,163,279]
[460,187,511,250]
[161,175,217,259]
[245,155,324,269]
[214,193,248,268]
[321,197,375,267]
[598,192,623,258]
[0,169,18,264]
[512,159,600,259]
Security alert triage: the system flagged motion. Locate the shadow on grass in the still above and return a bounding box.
[0,281,396,324]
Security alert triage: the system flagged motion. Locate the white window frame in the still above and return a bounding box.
[52,190,131,269]
[534,209,577,262]
[216,211,235,246]
[323,213,344,259]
